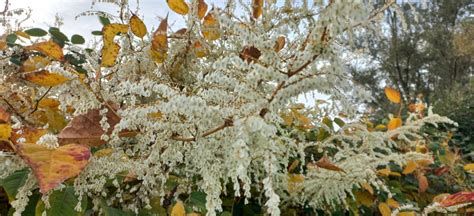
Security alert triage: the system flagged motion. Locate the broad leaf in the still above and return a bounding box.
[167,0,189,15]
[26,41,64,61]
[15,143,91,194]
[25,28,48,37]
[387,117,402,130]
[384,87,401,104]
[197,0,208,19]
[101,42,120,67]
[202,11,220,40]
[0,168,30,200]
[171,201,186,216]
[402,160,417,175]
[252,0,263,19]
[150,16,168,63]
[71,34,85,44]
[35,186,87,216]
[130,15,147,38]
[23,70,69,87]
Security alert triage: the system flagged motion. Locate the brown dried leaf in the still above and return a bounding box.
[197,0,208,19]
[239,46,261,63]
[252,0,263,19]
[417,173,429,193]
[313,155,345,173]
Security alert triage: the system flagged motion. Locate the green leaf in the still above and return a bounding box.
[334,118,345,127]
[35,186,87,216]
[6,33,17,44]
[0,168,30,200]
[49,27,69,42]
[189,191,207,212]
[99,16,111,26]
[9,56,22,65]
[25,28,48,37]
[71,34,85,44]
[91,31,103,36]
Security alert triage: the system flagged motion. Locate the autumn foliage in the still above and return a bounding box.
[0,0,473,216]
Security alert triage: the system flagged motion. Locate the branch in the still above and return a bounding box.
[171,118,233,142]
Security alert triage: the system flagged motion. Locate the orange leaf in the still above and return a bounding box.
[313,155,345,173]
[402,160,417,175]
[417,173,428,193]
[197,0,208,19]
[0,124,12,139]
[193,41,208,58]
[130,14,147,38]
[252,0,263,19]
[377,167,391,176]
[439,192,474,207]
[387,117,402,130]
[150,16,168,63]
[361,182,374,195]
[354,190,374,207]
[16,143,90,194]
[11,127,47,144]
[167,0,189,15]
[274,36,286,52]
[23,70,69,87]
[0,107,10,123]
[202,11,220,40]
[384,87,401,104]
[27,41,64,61]
[378,202,391,216]
[171,201,186,216]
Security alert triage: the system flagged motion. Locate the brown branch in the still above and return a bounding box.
[30,86,52,114]
[171,118,233,142]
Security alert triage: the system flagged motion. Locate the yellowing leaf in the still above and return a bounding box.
[464,163,474,171]
[384,87,401,103]
[101,42,121,67]
[377,168,391,176]
[387,117,402,130]
[197,0,208,19]
[23,70,69,87]
[287,174,304,193]
[433,193,450,203]
[387,198,400,208]
[281,113,293,126]
[375,124,386,130]
[38,98,60,110]
[16,143,91,194]
[202,12,220,40]
[167,0,189,15]
[171,201,186,216]
[0,41,6,51]
[148,111,163,120]
[150,16,168,63]
[11,127,47,144]
[22,56,50,72]
[27,41,64,61]
[94,148,113,158]
[378,203,391,216]
[0,107,10,123]
[0,124,12,139]
[354,190,374,207]
[15,31,31,39]
[402,160,417,175]
[103,23,129,45]
[130,15,147,38]
[252,0,263,19]
[389,171,401,177]
[397,212,415,216]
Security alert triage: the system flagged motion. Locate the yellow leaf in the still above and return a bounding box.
[94,148,113,158]
[15,31,31,39]
[377,168,391,176]
[197,0,208,19]
[361,182,374,195]
[38,98,60,110]
[415,159,433,167]
[389,171,401,177]
[287,174,304,193]
[384,87,401,103]
[202,12,220,40]
[16,143,90,194]
[397,212,415,216]
[23,70,69,87]
[252,0,263,19]
[103,23,129,45]
[287,160,299,172]
[402,160,417,175]
[464,163,474,171]
[167,0,189,15]
[101,42,121,67]
[281,113,293,126]
[0,124,12,139]
[150,16,168,63]
[387,117,402,130]
[171,201,186,216]
[22,56,50,72]
[187,213,201,216]
[354,190,374,207]
[148,111,163,120]
[130,14,147,38]
[375,124,386,130]
[387,198,400,208]
[378,202,391,216]
[27,41,64,61]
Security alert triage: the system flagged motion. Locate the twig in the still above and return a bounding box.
[30,86,52,114]
[171,118,233,142]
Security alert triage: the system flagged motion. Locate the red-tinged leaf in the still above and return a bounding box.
[417,173,428,193]
[16,143,90,194]
[58,107,135,147]
[0,107,10,123]
[150,16,168,63]
[11,127,48,144]
[202,11,220,40]
[26,41,64,61]
[239,46,261,63]
[434,166,450,176]
[439,192,474,207]
[197,0,208,19]
[252,0,263,19]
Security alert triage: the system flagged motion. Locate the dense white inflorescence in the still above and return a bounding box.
[0,0,463,215]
